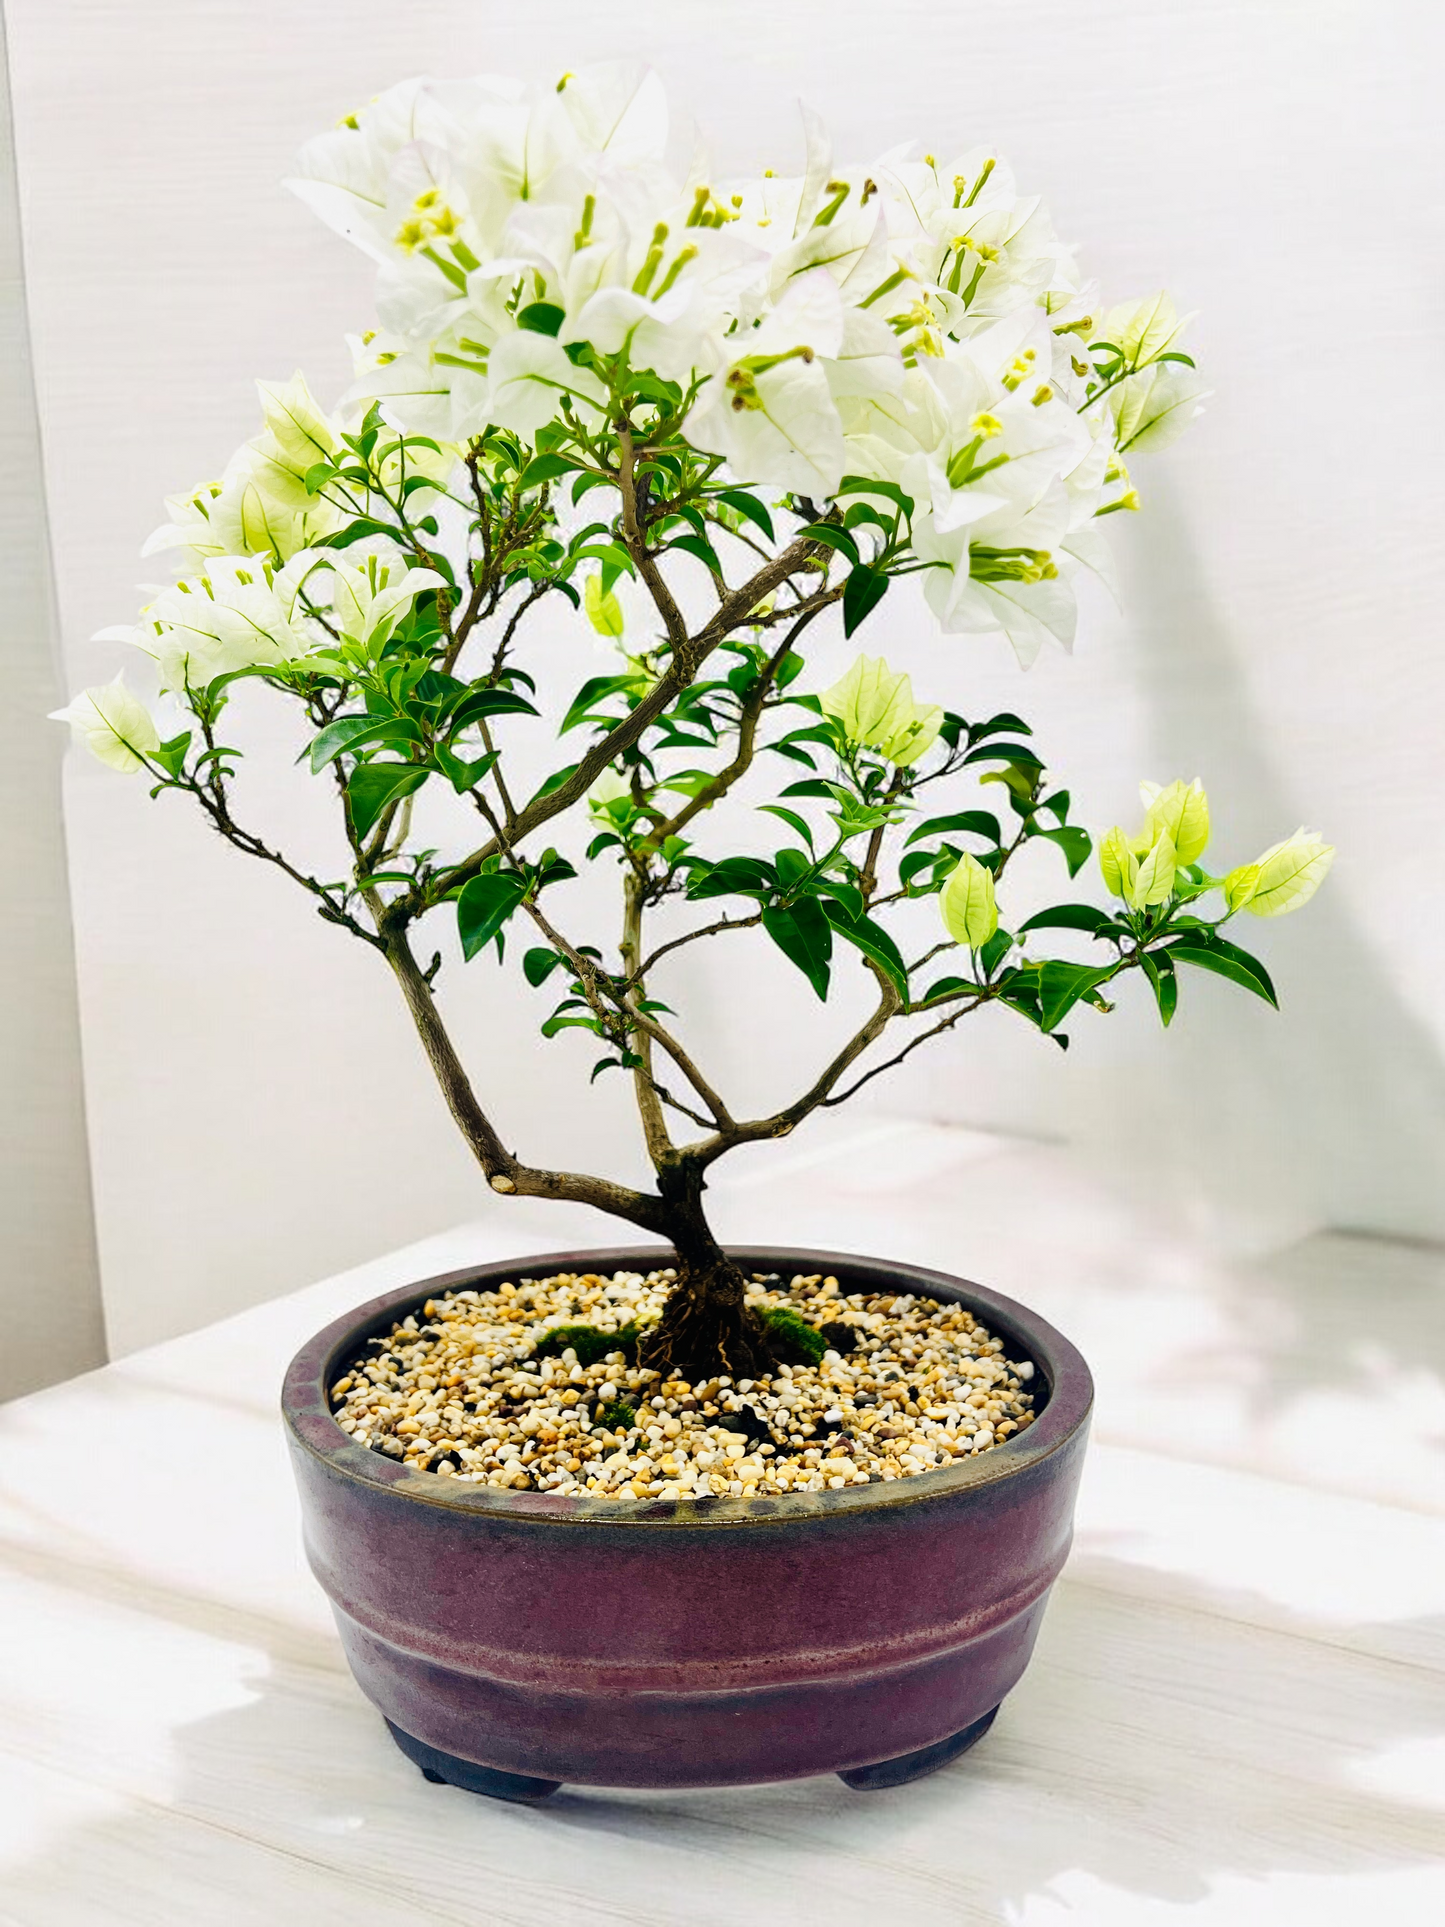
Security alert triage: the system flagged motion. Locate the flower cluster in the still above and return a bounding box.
[1098,780,1334,922]
[287,60,1204,661]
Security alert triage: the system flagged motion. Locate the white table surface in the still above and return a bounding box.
[2,1120,1443,1926]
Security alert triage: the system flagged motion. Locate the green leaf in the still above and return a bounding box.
[317,516,402,551]
[899,846,947,889]
[821,900,909,998]
[540,1012,602,1038]
[525,761,581,808]
[151,730,192,779]
[519,452,577,488]
[905,810,1001,849]
[572,469,613,504]
[977,928,1014,977]
[433,744,497,794]
[456,872,528,962]
[842,563,889,637]
[532,847,578,887]
[806,522,860,564]
[523,947,566,988]
[584,573,624,638]
[449,686,541,729]
[823,877,865,922]
[773,846,811,889]
[837,474,914,514]
[516,301,565,337]
[345,762,428,838]
[687,855,778,901]
[1018,903,1116,936]
[758,804,815,850]
[670,532,724,576]
[996,975,1071,1050]
[920,974,973,1005]
[1029,824,1093,877]
[715,489,775,542]
[1037,960,1119,1032]
[763,898,833,1000]
[1162,935,1278,1009]
[963,740,1044,769]
[1140,949,1179,1027]
[969,711,1032,741]
[310,715,418,771]
[559,672,641,735]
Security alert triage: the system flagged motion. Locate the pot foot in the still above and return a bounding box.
[838,1704,1000,1790]
[384,1718,562,1804]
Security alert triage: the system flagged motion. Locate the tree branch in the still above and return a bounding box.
[379,916,672,1235]
[425,528,833,906]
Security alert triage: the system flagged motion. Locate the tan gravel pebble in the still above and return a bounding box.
[329,1270,1037,1501]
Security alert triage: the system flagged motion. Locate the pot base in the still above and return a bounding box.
[384,1719,561,1804]
[384,1703,1001,1801]
[836,1703,1000,1790]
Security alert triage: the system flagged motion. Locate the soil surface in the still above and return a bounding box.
[329,1268,1038,1499]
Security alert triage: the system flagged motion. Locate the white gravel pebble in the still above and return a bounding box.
[329,1269,1037,1501]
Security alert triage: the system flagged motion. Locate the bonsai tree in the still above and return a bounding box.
[55,63,1333,1376]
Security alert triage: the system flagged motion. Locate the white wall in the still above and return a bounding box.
[7,0,1443,1351]
[0,0,105,1397]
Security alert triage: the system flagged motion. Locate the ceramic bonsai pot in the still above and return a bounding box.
[282,1246,1092,1798]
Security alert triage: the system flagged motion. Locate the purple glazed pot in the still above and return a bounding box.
[283,1246,1092,1796]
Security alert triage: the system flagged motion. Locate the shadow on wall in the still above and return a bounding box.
[1106,478,1445,1247]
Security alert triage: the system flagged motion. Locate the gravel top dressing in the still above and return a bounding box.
[329,1269,1038,1500]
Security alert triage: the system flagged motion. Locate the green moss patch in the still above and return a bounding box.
[594,1398,638,1431]
[759,1304,828,1366]
[531,1321,640,1366]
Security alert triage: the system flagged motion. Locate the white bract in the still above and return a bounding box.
[820,655,943,767]
[327,555,448,652]
[940,850,999,949]
[49,675,160,774]
[1232,832,1335,917]
[1099,782,1336,922]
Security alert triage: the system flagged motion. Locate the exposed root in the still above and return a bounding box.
[636,1260,779,1380]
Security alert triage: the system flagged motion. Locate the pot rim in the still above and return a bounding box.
[282,1245,1093,1530]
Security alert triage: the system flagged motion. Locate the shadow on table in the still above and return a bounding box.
[1,1530,1443,1927]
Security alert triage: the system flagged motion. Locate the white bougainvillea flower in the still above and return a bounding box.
[689,268,848,496]
[1128,830,1177,909]
[1099,816,1176,907]
[324,553,447,651]
[1222,863,1262,911]
[1236,831,1335,917]
[1109,362,1210,455]
[143,552,325,687]
[486,330,608,438]
[245,372,342,509]
[345,333,484,443]
[940,850,999,948]
[50,674,160,773]
[820,654,943,766]
[143,442,342,569]
[561,226,764,391]
[1098,825,1138,901]
[286,77,457,263]
[1139,777,1210,865]
[1099,291,1192,370]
